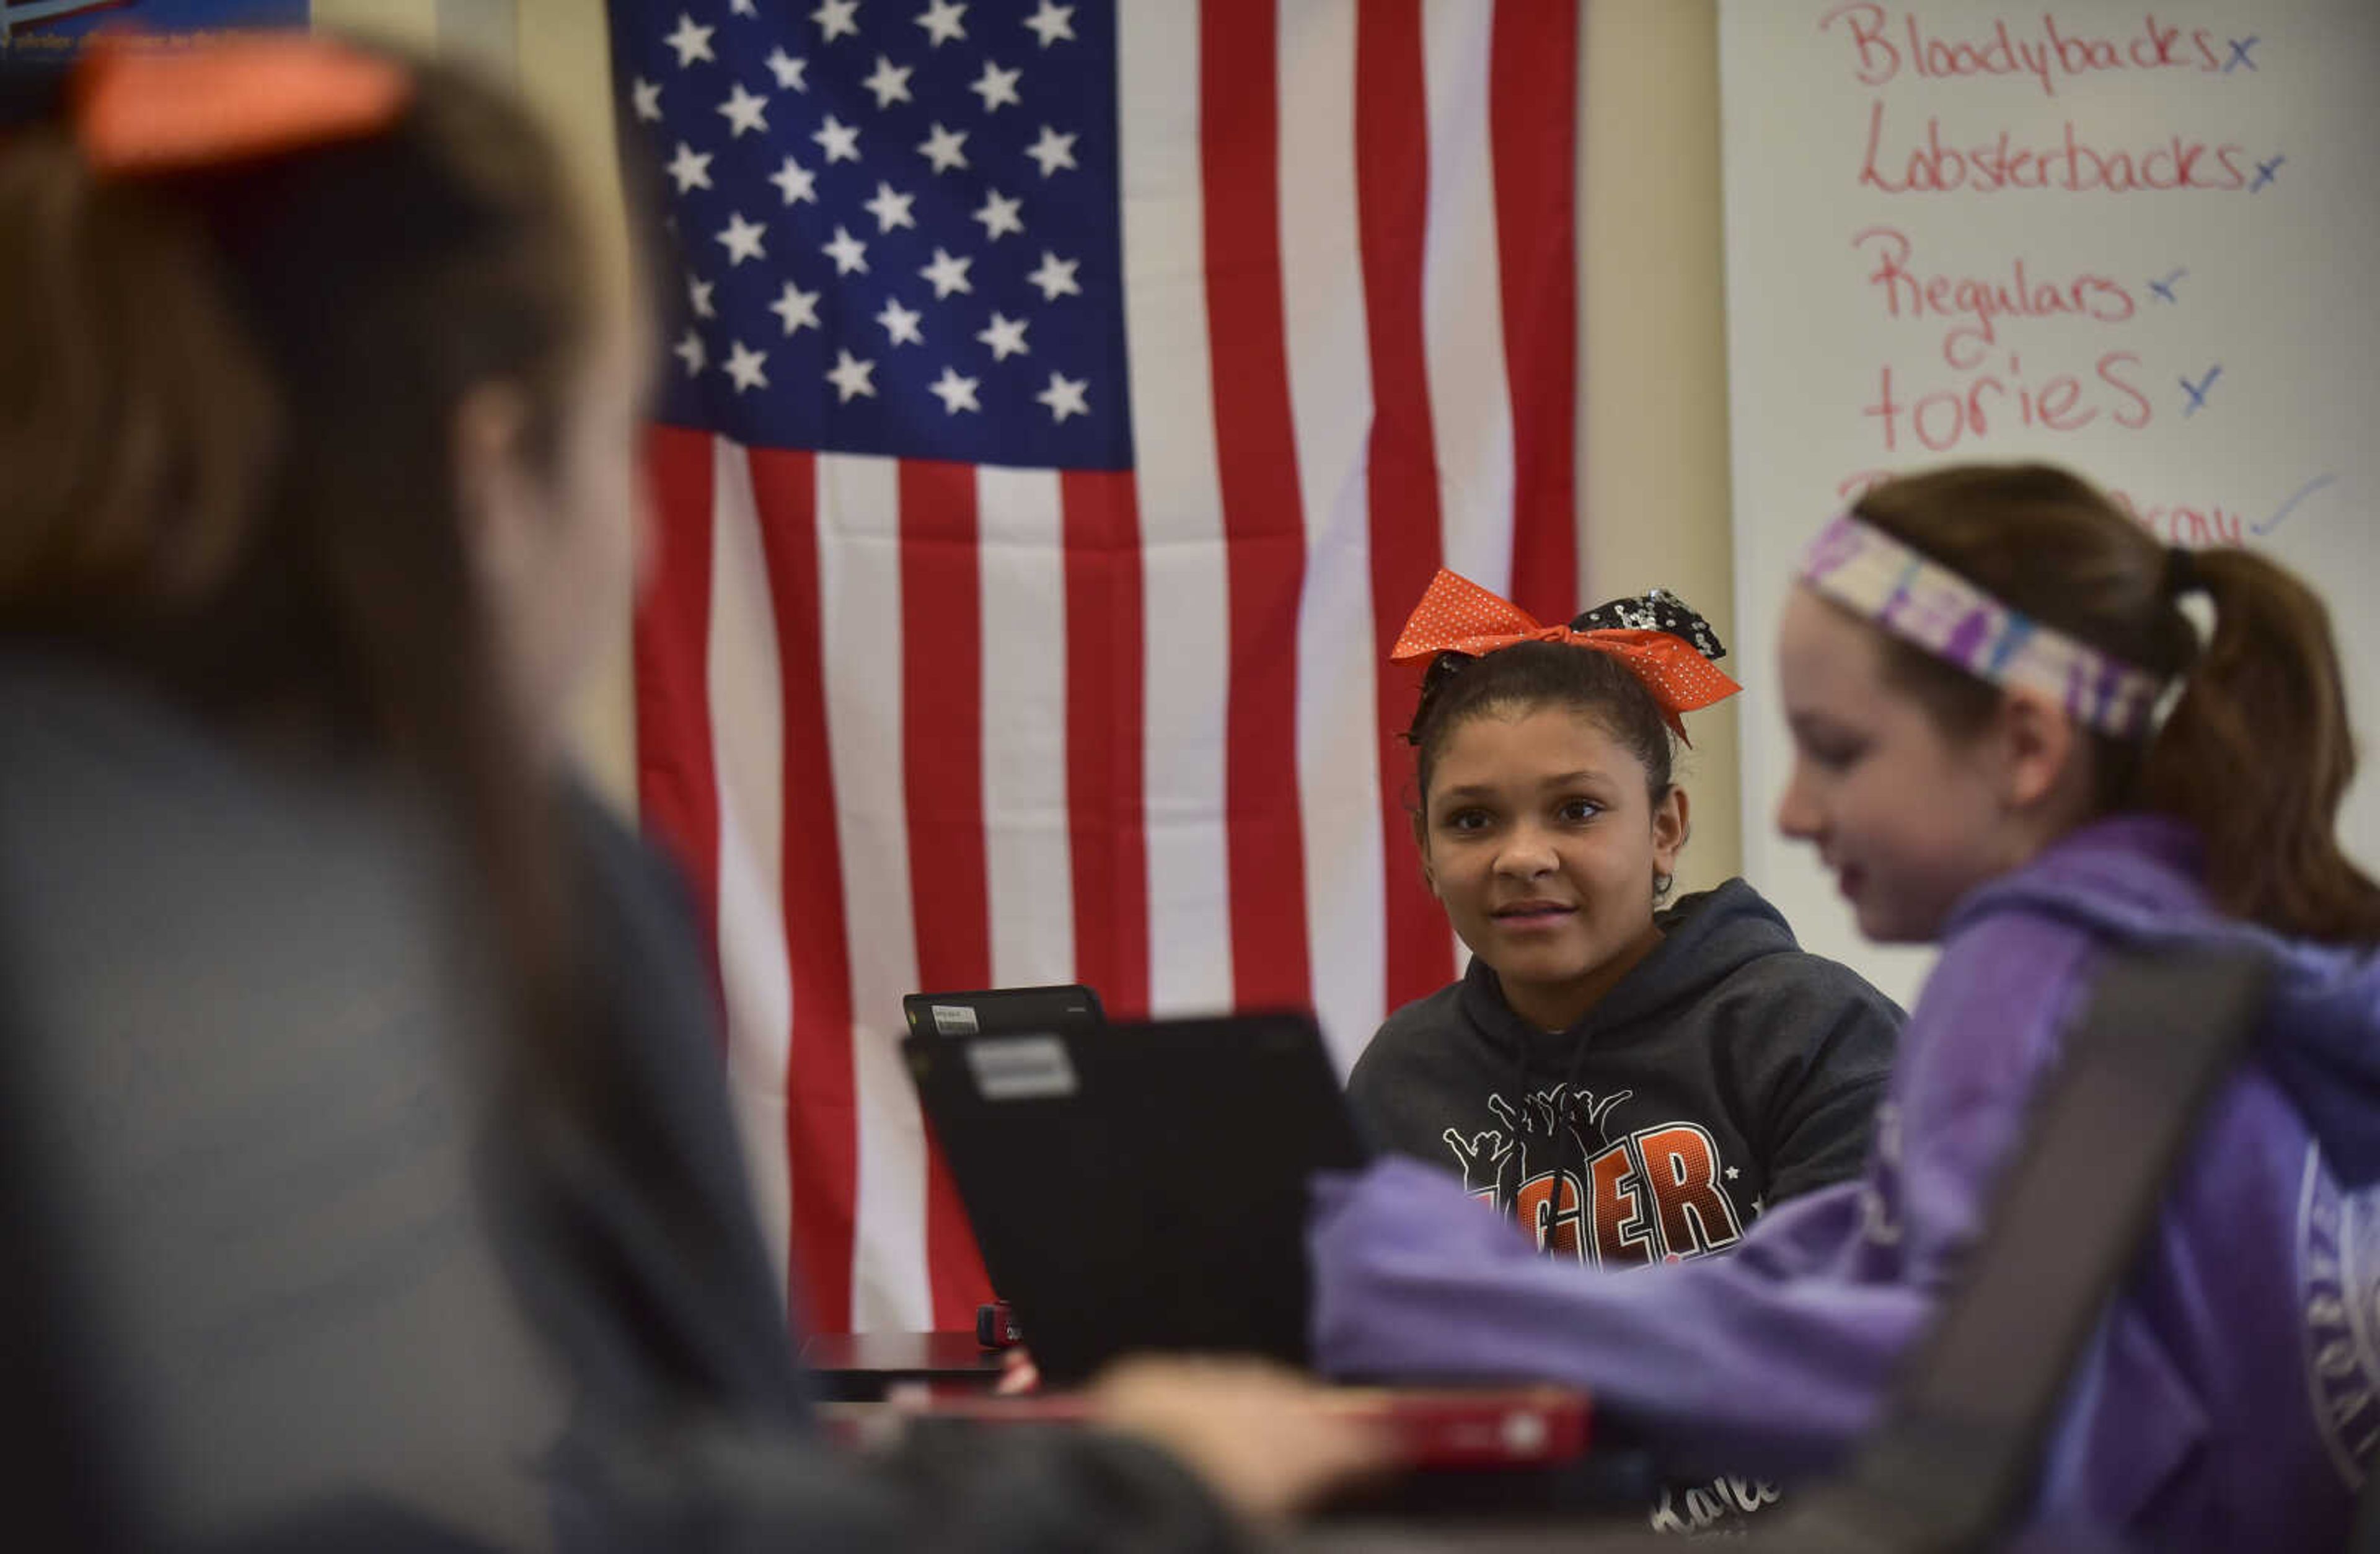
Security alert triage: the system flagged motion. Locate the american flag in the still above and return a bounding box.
[608,0,1580,1336]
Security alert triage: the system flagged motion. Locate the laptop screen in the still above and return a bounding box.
[905,1010,1364,1385]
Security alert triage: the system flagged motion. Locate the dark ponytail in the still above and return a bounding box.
[2140,547,2380,942]
[1855,463,2380,944]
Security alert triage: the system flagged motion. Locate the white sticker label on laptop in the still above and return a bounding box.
[931,1003,981,1035]
[966,1034,1077,1100]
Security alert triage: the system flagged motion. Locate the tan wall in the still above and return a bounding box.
[513,0,642,817]
[311,0,437,46]
[327,0,1746,879]
[1579,0,1740,894]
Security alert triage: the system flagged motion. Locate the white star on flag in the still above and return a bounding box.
[664,12,715,66]
[723,340,769,393]
[919,247,974,299]
[821,225,870,275]
[765,48,808,90]
[729,0,756,15]
[811,0,860,44]
[825,349,877,402]
[715,212,767,266]
[813,115,862,164]
[1025,125,1077,177]
[1034,370,1087,422]
[914,0,967,46]
[718,82,769,138]
[671,329,705,377]
[770,281,821,335]
[928,366,982,415]
[864,181,918,232]
[1025,250,1080,300]
[916,122,969,173]
[687,276,716,318]
[862,55,914,109]
[875,296,925,346]
[969,59,1021,113]
[665,141,713,193]
[632,77,663,121]
[976,312,1029,360]
[971,188,1023,241]
[769,156,818,205]
[1021,0,1073,48]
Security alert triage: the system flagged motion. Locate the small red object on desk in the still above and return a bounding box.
[975,1299,1021,1350]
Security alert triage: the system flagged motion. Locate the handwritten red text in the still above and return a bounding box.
[1821,4,2224,96]
[1859,353,2152,454]
[1854,227,2135,367]
[1859,100,2251,195]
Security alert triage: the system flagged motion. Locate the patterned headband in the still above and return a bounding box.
[1392,568,1740,744]
[1797,512,2164,737]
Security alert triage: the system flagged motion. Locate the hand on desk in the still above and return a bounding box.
[1089,1356,1394,1522]
[995,1346,1041,1395]
[966,1343,1390,1519]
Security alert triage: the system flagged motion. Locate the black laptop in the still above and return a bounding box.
[903,1010,1367,1385]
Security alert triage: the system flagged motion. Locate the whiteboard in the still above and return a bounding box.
[1720,0,2380,1006]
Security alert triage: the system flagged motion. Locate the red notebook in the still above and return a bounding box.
[820,1384,1592,1470]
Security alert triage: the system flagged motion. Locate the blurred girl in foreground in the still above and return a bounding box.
[0,33,1370,1549]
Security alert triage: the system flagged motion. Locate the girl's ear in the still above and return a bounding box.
[1651,784,1689,877]
[452,380,536,587]
[1996,686,2089,816]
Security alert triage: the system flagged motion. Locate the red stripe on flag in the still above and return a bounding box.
[1061,470,1152,1021]
[633,426,723,1007]
[744,447,857,1335]
[1492,0,1580,623]
[1200,0,1313,1014]
[1355,0,1457,1014]
[897,459,995,1325]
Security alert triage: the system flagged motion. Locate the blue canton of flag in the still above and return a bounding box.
[611,0,1130,471]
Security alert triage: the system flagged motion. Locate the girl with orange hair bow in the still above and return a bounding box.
[1346,569,1900,1287]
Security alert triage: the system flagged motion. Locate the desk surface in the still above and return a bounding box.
[801,1329,1006,1399]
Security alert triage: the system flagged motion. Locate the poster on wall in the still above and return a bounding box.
[2,0,308,72]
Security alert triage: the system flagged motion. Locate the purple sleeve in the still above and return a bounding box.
[1309,910,2099,1478]
[1879,910,2097,1280]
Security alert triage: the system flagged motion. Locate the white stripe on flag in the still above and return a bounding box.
[976,465,1078,990]
[705,440,793,1297]
[1280,0,1386,1071]
[1422,0,1518,594]
[818,450,932,1331]
[1119,2,1233,1017]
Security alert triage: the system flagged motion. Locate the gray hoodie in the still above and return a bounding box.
[1345,877,1902,1264]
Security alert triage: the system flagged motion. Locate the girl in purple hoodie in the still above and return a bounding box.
[1311,462,2380,1549]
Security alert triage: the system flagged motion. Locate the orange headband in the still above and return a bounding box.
[73,30,411,175]
[1391,568,1740,743]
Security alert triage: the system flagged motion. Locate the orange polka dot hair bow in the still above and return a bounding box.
[72,30,411,175]
[1391,568,1742,742]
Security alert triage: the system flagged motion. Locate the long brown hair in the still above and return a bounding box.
[0,45,600,1091]
[1852,463,2380,944]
